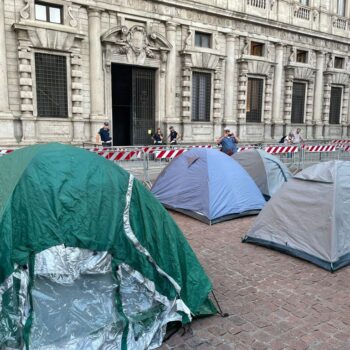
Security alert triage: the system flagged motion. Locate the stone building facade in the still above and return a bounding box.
[1,0,350,145]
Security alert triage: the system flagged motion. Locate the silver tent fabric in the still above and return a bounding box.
[29,245,183,349]
[233,149,292,198]
[243,161,350,271]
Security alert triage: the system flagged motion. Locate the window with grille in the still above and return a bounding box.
[250,42,264,57]
[192,72,211,122]
[195,32,212,48]
[329,87,342,124]
[35,1,63,24]
[291,82,306,123]
[35,53,68,118]
[296,50,308,63]
[334,57,344,69]
[246,78,263,123]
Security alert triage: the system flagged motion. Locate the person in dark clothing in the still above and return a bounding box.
[96,122,112,146]
[217,127,239,156]
[168,126,179,145]
[152,128,163,145]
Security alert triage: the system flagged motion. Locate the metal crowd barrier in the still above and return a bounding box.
[2,141,350,187]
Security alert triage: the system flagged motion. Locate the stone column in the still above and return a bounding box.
[224,34,236,130]
[88,7,105,141]
[180,54,192,142]
[272,43,284,139]
[0,0,16,144]
[313,51,325,139]
[165,22,177,125]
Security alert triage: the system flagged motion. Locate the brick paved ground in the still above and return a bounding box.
[160,212,350,350]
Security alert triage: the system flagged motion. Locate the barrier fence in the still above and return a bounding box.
[2,141,350,186]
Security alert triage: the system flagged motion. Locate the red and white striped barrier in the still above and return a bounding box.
[264,146,299,154]
[189,145,212,148]
[237,146,254,152]
[340,145,350,152]
[142,146,165,154]
[0,149,14,157]
[154,149,187,159]
[302,145,336,152]
[95,150,141,161]
[332,140,350,144]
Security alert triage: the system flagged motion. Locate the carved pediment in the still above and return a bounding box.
[293,67,316,81]
[101,25,171,65]
[332,72,349,85]
[13,23,85,51]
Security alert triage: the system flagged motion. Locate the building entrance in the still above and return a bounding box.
[111,64,155,146]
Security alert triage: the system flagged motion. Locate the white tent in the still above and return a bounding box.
[243,161,350,271]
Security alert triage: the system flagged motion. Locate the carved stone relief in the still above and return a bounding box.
[102,25,172,67]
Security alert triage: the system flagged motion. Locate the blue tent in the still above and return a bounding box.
[151,148,265,224]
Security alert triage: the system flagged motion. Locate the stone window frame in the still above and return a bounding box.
[188,27,218,54]
[334,56,345,69]
[25,0,73,27]
[190,68,214,123]
[250,41,265,57]
[31,49,72,119]
[246,74,266,123]
[329,84,344,124]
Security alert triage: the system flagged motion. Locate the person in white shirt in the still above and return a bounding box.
[292,128,303,144]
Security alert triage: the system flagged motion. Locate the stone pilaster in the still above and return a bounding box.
[0,0,16,144]
[71,51,84,143]
[213,60,223,140]
[181,54,192,141]
[237,60,248,137]
[342,83,349,138]
[305,79,315,138]
[272,43,284,139]
[264,69,273,140]
[313,51,325,139]
[165,22,177,124]
[88,7,106,140]
[322,72,333,138]
[224,34,236,128]
[283,67,294,132]
[18,46,36,144]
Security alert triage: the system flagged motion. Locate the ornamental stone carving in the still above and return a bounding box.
[101,25,172,66]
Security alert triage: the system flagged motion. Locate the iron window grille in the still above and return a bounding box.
[329,86,342,124]
[291,82,306,124]
[35,53,68,118]
[195,32,212,48]
[35,1,63,24]
[192,72,211,122]
[250,42,264,56]
[246,78,263,123]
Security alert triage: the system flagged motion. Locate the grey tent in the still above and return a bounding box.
[243,161,350,271]
[232,149,292,200]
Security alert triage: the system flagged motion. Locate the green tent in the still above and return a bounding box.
[0,143,216,349]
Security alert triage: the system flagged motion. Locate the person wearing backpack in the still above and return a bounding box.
[217,127,240,156]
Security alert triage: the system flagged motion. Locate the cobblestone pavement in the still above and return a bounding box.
[160,212,350,350]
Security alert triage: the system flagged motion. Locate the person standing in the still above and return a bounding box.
[292,128,304,144]
[96,122,112,146]
[168,126,179,145]
[217,127,240,156]
[152,128,163,145]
